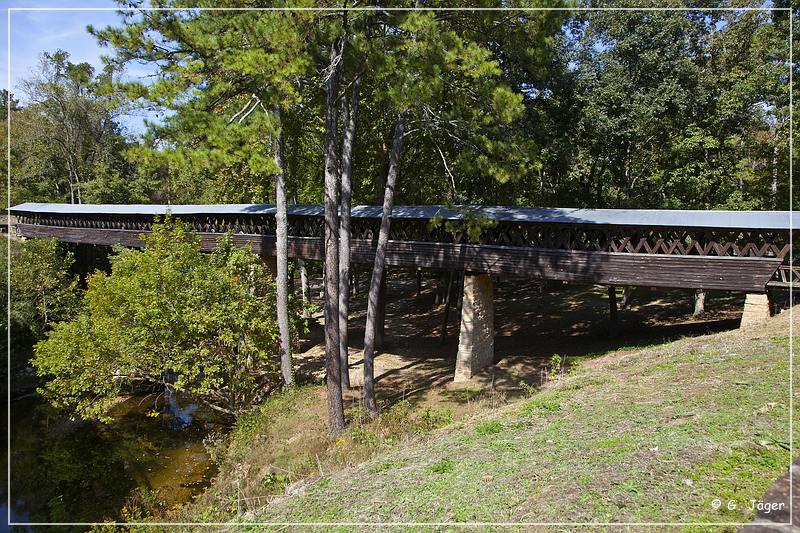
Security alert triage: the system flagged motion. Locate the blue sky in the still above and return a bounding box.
[2,0,156,137]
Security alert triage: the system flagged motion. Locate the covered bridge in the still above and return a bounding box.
[9,203,795,380]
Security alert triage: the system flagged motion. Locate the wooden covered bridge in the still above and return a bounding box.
[9,203,796,380]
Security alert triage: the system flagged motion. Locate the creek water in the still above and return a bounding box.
[6,391,224,527]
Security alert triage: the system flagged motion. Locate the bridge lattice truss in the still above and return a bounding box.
[12,211,795,293]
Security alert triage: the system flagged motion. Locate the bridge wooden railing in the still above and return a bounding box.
[9,204,795,293]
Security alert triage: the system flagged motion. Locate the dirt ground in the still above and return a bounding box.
[294,270,748,415]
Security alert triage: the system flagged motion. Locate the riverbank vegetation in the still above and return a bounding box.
[32,219,310,420]
[4,236,81,377]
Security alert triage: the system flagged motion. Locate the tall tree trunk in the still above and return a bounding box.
[363,114,405,418]
[338,78,361,390]
[273,105,293,388]
[375,268,387,349]
[323,41,345,436]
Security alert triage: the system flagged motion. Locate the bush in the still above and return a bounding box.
[32,218,282,421]
[8,237,80,355]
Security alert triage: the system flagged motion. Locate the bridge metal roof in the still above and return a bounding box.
[8,203,794,230]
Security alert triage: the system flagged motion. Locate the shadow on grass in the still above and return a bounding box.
[295,275,746,411]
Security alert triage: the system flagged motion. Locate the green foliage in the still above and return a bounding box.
[429,207,498,243]
[46,495,68,523]
[260,472,291,495]
[549,354,563,379]
[120,488,166,523]
[518,380,538,398]
[12,50,147,205]
[9,7,789,213]
[475,420,503,436]
[350,425,380,447]
[368,460,405,474]
[343,399,454,454]
[9,238,81,350]
[531,8,790,211]
[521,395,562,416]
[428,458,454,474]
[89,5,565,209]
[32,219,282,421]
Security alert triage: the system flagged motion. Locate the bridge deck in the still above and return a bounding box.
[9,203,795,293]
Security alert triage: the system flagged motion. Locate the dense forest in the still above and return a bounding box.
[5,5,794,211]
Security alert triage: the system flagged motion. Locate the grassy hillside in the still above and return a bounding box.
[233,311,796,529]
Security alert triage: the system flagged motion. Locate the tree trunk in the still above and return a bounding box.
[772,143,779,207]
[323,41,345,436]
[273,106,292,388]
[375,268,387,349]
[363,114,405,418]
[338,78,361,390]
[693,289,706,317]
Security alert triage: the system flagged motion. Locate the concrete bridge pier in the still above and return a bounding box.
[740,293,773,327]
[454,273,495,382]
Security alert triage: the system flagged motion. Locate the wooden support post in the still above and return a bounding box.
[416,268,422,298]
[608,285,618,321]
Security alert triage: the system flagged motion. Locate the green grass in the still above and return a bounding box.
[250,311,795,529]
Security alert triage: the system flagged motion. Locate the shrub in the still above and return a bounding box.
[33,218,282,421]
[8,237,80,350]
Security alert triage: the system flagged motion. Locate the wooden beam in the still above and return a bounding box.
[15,224,782,293]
